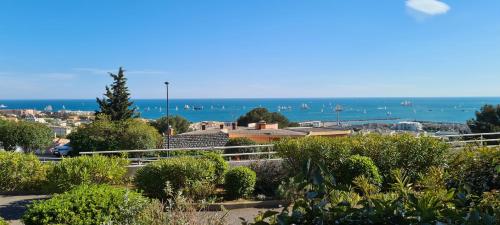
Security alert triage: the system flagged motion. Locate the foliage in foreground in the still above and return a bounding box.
[45,155,128,193]
[224,166,257,199]
[0,217,7,225]
[134,156,217,200]
[68,115,162,154]
[276,134,449,186]
[22,185,151,225]
[246,159,500,225]
[0,152,48,193]
[447,147,500,195]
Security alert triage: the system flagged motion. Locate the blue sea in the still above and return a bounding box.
[0,98,499,124]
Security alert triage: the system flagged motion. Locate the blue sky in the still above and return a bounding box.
[0,0,499,99]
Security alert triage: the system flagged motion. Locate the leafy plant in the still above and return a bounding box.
[0,217,7,225]
[447,147,499,195]
[250,160,289,196]
[45,155,128,193]
[340,154,382,185]
[201,152,228,184]
[224,166,257,199]
[0,152,48,193]
[134,156,217,200]
[22,185,151,225]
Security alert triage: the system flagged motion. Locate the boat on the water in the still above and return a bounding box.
[401,100,413,106]
[0,104,8,108]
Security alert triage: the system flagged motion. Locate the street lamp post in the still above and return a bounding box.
[165,82,170,149]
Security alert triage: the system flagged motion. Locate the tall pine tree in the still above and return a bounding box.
[96,67,137,121]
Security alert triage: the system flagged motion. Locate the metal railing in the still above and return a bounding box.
[79,144,277,165]
[435,132,500,148]
[38,132,500,164]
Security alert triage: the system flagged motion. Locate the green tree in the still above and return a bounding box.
[237,108,291,128]
[96,67,137,121]
[0,120,52,152]
[467,104,500,133]
[68,116,161,153]
[150,115,191,135]
[16,121,53,152]
[0,120,18,150]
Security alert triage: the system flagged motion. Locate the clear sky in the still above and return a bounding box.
[0,0,499,99]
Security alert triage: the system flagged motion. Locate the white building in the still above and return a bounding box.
[395,122,423,132]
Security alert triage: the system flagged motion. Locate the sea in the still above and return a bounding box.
[0,98,499,124]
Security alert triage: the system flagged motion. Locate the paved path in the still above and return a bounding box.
[0,194,280,225]
[205,207,282,224]
[0,195,48,225]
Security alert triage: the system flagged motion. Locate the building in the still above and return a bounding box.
[394,122,423,132]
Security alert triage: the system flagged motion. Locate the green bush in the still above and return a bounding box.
[224,166,256,199]
[22,185,151,225]
[201,152,228,184]
[45,155,128,193]
[447,147,500,194]
[250,160,289,196]
[134,156,216,200]
[0,217,7,225]
[0,152,48,193]
[276,134,449,185]
[340,155,382,185]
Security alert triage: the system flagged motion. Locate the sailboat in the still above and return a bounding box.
[0,104,7,109]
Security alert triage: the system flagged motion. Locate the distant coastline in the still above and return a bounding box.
[0,97,498,123]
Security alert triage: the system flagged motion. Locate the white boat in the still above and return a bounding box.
[184,105,190,110]
[401,100,413,107]
[301,103,310,110]
[0,104,8,108]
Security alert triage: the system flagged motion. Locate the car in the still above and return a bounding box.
[53,144,74,157]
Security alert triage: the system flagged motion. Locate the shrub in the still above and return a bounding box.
[0,217,7,225]
[276,134,449,186]
[0,152,48,193]
[340,155,382,185]
[201,152,228,184]
[224,166,256,199]
[447,147,500,194]
[134,156,216,200]
[22,185,151,225]
[45,155,128,193]
[250,160,289,196]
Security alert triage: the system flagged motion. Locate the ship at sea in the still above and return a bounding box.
[401,100,413,107]
[0,104,8,109]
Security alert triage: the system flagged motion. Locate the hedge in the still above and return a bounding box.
[447,147,500,194]
[224,166,256,199]
[0,152,48,193]
[276,134,449,185]
[340,155,382,185]
[134,156,217,200]
[45,155,128,193]
[22,185,151,225]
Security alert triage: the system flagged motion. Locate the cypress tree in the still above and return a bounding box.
[96,67,137,121]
